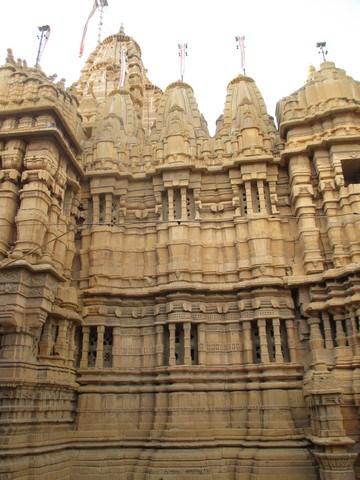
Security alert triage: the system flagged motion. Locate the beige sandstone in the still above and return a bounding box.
[0,31,360,479]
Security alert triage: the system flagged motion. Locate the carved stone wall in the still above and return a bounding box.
[1,37,360,480]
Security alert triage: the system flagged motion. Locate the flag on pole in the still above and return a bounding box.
[119,45,128,88]
[79,0,99,58]
[178,43,188,81]
[35,25,51,67]
[235,35,246,74]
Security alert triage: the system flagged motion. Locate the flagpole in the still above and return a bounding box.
[35,25,51,68]
[178,43,188,82]
[79,0,109,58]
[235,35,246,75]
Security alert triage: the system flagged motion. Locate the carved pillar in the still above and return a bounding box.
[183,322,191,365]
[92,194,100,225]
[272,318,283,363]
[180,187,187,221]
[80,326,89,368]
[42,197,61,263]
[306,389,357,480]
[242,321,252,363]
[67,322,75,364]
[155,325,163,367]
[313,451,357,480]
[257,180,266,213]
[0,171,21,257]
[0,328,34,361]
[258,319,269,363]
[244,181,253,215]
[54,319,68,358]
[13,170,52,256]
[105,193,112,224]
[0,140,25,257]
[314,149,346,267]
[12,140,60,258]
[38,319,52,356]
[198,323,206,365]
[308,317,325,366]
[52,215,68,275]
[285,318,298,362]
[322,312,334,349]
[168,189,174,221]
[95,325,105,368]
[112,326,121,368]
[348,310,359,355]
[168,323,176,366]
[289,153,323,274]
[334,312,347,348]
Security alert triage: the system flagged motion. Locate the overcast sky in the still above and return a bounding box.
[1,0,360,134]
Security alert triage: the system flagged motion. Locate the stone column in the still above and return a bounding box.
[13,140,61,258]
[198,323,206,365]
[244,181,253,215]
[242,321,252,363]
[53,215,68,276]
[112,326,121,368]
[155,325,164,367]
[0,140,25,257]
[105,193,112,225]
[258,319,269,363]
[168,324,176,366]
[167,189,174,221]
[348,310,359,355]
[80,326,89,368]
[285,318,298,362]
[42,197,61,263]
[13,170,52,256]
[92,194,100,225]
[0,328,34,361]
[180,187,187,221]
[95,325,105,368]
[0,171,21,258]
[313,450,357,480]
[307,390,357,480]
[272,318,283,363]
[183,322,191,365]
[314,149,346,268]
[334,312,347,347]
[38,320,52,357]
[322,312,334,349]
[67,322,75,365]
[55,319,68,358]
[308,317,325,365]
[289,153,323,274]
[257,180,266,213]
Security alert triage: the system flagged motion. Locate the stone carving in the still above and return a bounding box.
[1,30,360,480]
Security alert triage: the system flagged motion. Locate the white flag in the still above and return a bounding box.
[119,45,128,88]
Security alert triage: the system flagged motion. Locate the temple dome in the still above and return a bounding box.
[216,74,276,155]
[276,61,360,137]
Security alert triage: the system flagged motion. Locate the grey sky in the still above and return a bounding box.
[1,0,360,134]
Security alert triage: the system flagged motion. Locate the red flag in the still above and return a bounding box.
[79,0,99,58]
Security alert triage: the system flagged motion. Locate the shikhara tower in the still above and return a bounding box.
[1,28,360,480]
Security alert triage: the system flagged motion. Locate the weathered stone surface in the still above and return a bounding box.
[1,31,360,479]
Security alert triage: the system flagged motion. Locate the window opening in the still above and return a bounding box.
[88,326,97,367]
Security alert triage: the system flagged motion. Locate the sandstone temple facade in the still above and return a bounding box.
[1,29,360,480]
